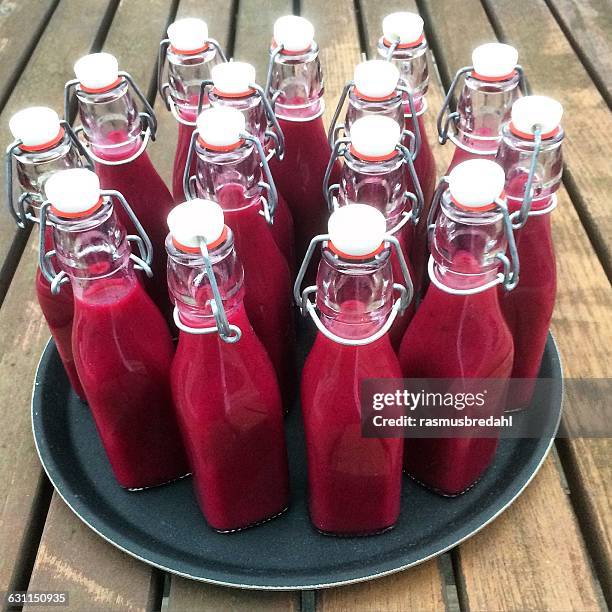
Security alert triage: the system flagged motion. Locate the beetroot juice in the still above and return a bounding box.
[399,160,515,495]
[7,106,90,399]
[496,96,564,409]
[159,17,226,201]
[70,53,174,318]
[43,169,188,489]
[167,200,289,531]
[298,204,409,535]
[267,16,341,266]
[189,107,295,408]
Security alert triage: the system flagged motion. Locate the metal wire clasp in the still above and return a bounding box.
[436,64,528,145]
[293,234,414,346]
[38,189,154,295]
[5,121,94,229]
[183,129,278,224]
[172,236,241,343]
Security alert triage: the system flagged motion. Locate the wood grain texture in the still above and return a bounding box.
[482,0,612,277]
[545,0,612,108]
[0,0,113,596]
[23,495,159,612]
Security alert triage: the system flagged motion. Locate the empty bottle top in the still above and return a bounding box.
[353,60,400,100]
[9,106,61,148]
[44,168,101,217]
[167,199,225,249]
[167,17,209,53]
[471,43,518,79]
[510,95,563,138]
[212,61,256,95]
[197,106,246,149]
[448,159,505,210]
[74,52,119,91]
[328,204,387,258]
[350,115,402,160]
[382,12,424,46]
[273,15,315,52]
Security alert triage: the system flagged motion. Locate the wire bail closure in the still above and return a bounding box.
[5,121,94,229]
[293,233,413,346]
[183,129,278,225]
[436,64,529,147]
[173,236,241,344]
[196,79,285,161]
[38,189,154,295]
[323,139,424,227]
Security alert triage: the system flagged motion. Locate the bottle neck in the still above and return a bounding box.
[166,230,244,328]
[346,90,404,132]
[497,124,564,212]
[76,79,142,161]
[432,192,506,290]
[167,46,223,121]
[194,140,263,211]
[51,198,135,299]
[455,72,520,154]
[269,43,324,120]
[13,133,84,216]
[316,244,394,340]
[340,152,408,228]
[208,91,267,144]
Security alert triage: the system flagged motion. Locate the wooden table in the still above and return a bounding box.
[0,1,610,610]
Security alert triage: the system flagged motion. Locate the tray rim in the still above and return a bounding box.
[31,335,564,591]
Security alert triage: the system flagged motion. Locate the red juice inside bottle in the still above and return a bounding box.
[299,204,406,535]
[7,106,89,399]
[496,96,564,409]
[399,160,514,495]
[45,169,188,489]
[167,202,289,531]
[191,107,296,408]
[173,107,197,202]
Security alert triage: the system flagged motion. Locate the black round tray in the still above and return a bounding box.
[32,331,563,590]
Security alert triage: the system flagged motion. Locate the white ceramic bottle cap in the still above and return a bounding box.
[328,204,387,257]
[167,199,225,249]
[273,15,315,53]
[448,159,506,208]
[353,60,400,99]
[472,43,518,79]
[511,95,563,136]
[212,61,256,95]
[74,52,119,90]
[382,12,424,45]
[44,168,101,215]
[167,18,209,52]
[197,106,246,148]
[350,115,401,159]
[9,107,61,148]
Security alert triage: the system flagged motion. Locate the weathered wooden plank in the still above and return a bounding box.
[482,0,612,277]
[0,0,114,597]
[318,560,446,611]
[22,495,160,612]
[23,1,176,608]
[544,0,612,108]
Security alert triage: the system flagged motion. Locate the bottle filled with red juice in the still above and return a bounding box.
[167,199,289,531]
[325,114,423,348]
[399,159,516,495]
[203,60,294,269]
[297,204,413,536]
[39,168,188,489]
[266,15,341,265]
[158,17,226,201]
[377,12,437,299]
[7,106,94,400]
[184,106,295,409]
[496,96,564,410]
[66,52,174,317]
[437,43,524,174]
